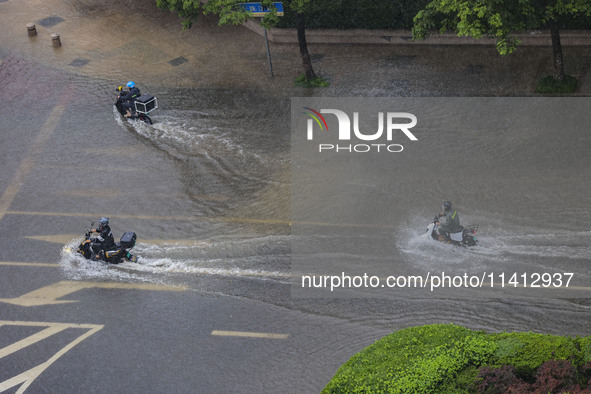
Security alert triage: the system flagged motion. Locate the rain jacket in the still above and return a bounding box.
[92,224,115,248]
[439,209,461,234]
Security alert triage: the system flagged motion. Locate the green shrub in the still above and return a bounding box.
[535,75,578,94]
[323,325,590,393]
[488,332,580,377]
[276,0,430,30]
[294,74,330,88]
[581,336,591,363]
[322,324,497,393]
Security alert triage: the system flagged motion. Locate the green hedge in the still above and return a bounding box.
[489,331,581,377]
[276,0,430,30]
[322,324,590,393]
[535,75,578,94]
[275,1,591,30]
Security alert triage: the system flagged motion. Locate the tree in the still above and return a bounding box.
[155,0,202,29]
[156,0,319,81]
[411,0,591,82]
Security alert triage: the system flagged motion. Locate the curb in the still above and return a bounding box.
[242,20,591,47]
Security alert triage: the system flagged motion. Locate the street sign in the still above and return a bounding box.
[240,2,284,17]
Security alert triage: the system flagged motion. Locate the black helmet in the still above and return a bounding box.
[98,217,109,229]
[442,201,452,212]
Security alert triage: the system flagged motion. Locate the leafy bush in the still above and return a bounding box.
[323,325,591,393]
[535,75,578,94]
[581,336,591,363]
[277,0,430,30]
[322,324,497,393]
[476,360,591,393]
[488,332,581,377]
[274,0,591,30]
[294,74,330,87]
[475,365,526,394]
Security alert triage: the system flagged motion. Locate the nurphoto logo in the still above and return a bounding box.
[302,107,418,153]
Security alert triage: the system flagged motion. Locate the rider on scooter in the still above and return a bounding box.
[119,81,141,118]
[436,201,461,241]
[90,217,115,254]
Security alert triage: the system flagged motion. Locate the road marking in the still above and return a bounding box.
[211,330,289,339]
[0,280,187,307]
[7,209,397,229]
[0,101,67,222]
[7,210,290,226]
[0,320,103,393]
[25,234,213,246]
[0,262,59,267]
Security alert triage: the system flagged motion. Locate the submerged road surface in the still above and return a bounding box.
[1,0,591,392]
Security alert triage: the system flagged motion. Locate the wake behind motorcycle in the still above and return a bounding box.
[424,216,478,247]
[76,223,138,264]
[114,89,158,125]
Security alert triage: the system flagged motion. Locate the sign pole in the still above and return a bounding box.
[263,26,274,78]
[240,3,283,78]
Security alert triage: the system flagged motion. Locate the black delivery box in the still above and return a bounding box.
[134,94,158,114]
[120,232,137,248]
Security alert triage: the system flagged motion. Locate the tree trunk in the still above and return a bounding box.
[296,12,316,80]
[549,18,564,81]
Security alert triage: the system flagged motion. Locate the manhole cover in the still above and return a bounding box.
[69,58,90,67]
[38,15,65,28]
[169,56,188,66]
[466,64,484,74]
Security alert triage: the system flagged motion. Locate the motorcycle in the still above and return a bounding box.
[76,223,138,264]
[114,88,158,125]
[425,216,478,247]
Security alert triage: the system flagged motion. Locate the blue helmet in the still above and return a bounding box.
[127,81,135,88]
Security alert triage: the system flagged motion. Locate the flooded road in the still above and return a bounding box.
[1,50,586,336]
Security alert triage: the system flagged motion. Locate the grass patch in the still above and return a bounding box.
[294,73,330,88]
[322,324,591,393]
[535,74,578,94]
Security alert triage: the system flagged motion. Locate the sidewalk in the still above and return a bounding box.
[1,0,590,95]
[244,19,591,47]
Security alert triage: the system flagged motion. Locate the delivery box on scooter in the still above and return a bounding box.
[120,232,137,248]
[134,95,158,114]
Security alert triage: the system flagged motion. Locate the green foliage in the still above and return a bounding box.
[488,332,581,377]
[535,74,578,94]
[203,0,304,28]
[294,74,330,87]
[582,336,591,363]
[412,0,591,55]
[276,0,430,29]
[322,324,497,393]
[323,325,591,393]
[156,0,202,29]
[155,0,591,31]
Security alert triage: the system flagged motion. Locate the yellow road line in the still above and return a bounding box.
[0,281,187,307]
[211,330,289,339]
[0,103,66,222]
[6,209,396,229]
[0,262,59,267]
[6,210,289,225]
[24,234,214,246]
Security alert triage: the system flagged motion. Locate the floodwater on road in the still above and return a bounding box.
[1,38,590,341]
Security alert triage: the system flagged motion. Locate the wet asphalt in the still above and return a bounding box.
[1,0,591,393]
